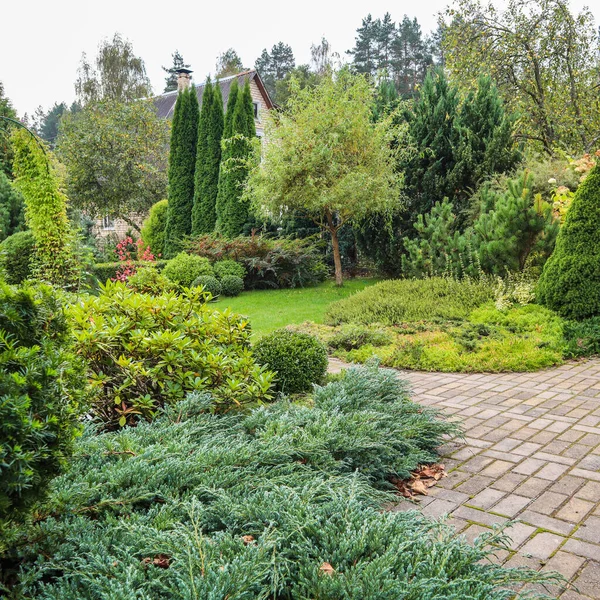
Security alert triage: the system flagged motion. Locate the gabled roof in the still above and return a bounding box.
[154,69,274,119]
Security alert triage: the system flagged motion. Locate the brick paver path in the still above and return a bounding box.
[329,358,600,598]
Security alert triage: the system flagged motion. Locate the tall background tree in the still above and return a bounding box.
[0,82,17,177]
[215,48,245,77]
[248,70,399,286]
[31,102,80,148]
[162,50,191,92]
[255,42,296,102]
[192,82,224,234]
[217,80,256,237]
[164,87,199,256]
[75,33,152,104]
[58,100,169,231]
[443,0,600,154]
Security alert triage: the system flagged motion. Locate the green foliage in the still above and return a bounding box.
[192,81,224,234]
[140,199,168,256]
[0,230,35,284]
[326,277,495,326]
[69,281,274,428]
[214,258,246,280]
[162,252,213,287]
[328,324,392,351]
[3,365,558,598]
[253,329,328,393]
[215,47,245,77]
[164,87,199,257]
[162,50,190,93]
[249,69,399,285]
[537,166,600,319]
[58,99,169,226]
[563,317,600,358]
[402,199,481,279]
[220,275,244,297]
[91,259,168,284]
[11,130,80,289]
[0,283,85,531]
[126,266,175,295]
[192,274,222,298]
[254,42,296,102]
[217,80,257,238]
[474,171,559,274]
[0,169,25,242]
[0,81,16,178]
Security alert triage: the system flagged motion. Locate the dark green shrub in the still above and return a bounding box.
[140,199,168,256]
[192,274,222,298]
[537,166,600,319]
[184,234,328,289]
[220,275,244,297]
[0,169,25,242]
[162,252,213,287]
[91,260,168,284]
[563,317,600,358]
[328,324,392,351]
[0,283,86,534]
[68,281,274,428]
[253,329,328,393]
[326,277,495,326]
[126,266,175,295]
[213,258,246,280]
[0,230,35,284]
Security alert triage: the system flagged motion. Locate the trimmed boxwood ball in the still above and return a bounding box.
[220,274,244,297]
[537,165,600,319]
[0,230,35,284]
[162,252,213,287]
[253,329,328,393]
[213,259,246,280]
[193,275,222,298]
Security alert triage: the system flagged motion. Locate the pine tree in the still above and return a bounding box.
[348,14,380,76]
[164,87,199,256]
[192,81,224,234]
[217,80,256,238]
[162,50,190,92]
[537,165,600,319]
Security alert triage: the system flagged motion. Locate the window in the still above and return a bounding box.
[253,101,261,120]
[102,215,115,230]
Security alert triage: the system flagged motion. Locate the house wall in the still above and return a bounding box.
[249,79,269,136]
[92,216,145,242]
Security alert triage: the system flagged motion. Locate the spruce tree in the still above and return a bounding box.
[537,166,600,319]
[164,87,199,257]
[218,80,256,238]
[192,82,224,234]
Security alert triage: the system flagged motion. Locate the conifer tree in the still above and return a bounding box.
[217,80,256,237]
[164,87,199,256]
[537,165,600,319]
[0,170,25,241]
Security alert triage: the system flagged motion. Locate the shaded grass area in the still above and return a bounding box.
[217,278,380,336]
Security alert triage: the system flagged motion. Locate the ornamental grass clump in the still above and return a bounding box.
[69,281,274,428]
[3,365,559,598]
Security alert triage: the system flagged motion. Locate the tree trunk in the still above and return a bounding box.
[327,212,343,287]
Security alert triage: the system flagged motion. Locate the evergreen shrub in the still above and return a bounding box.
[0,169,25,242]
[0,283,86,532]
[68,281,274,428]
[326,278,495,326]
[220,275,244,297]
[253,329,328,393]
[214,258,246,280]
[126,266,175,295]
[328,324,392,351]
[92,260,168,284]
[0,230,35,284]
[4,365,558,598]
[537,166,600,319]
[563,317,600,358]
[162,252,213,287]
[140,199,168,256]
[192,274,222,298]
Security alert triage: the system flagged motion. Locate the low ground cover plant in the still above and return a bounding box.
[69,281,274,428]
[1,365,557,598]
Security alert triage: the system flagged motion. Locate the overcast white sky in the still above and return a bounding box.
[1,0,597,117]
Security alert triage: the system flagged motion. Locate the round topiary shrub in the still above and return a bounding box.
[220,275,244,297]
[192,275,222,298]
[140,200,168,257]
[253,329,328,394]
[0,230,35,284]
[127,266,175,295]
[162,252,213,287]
[537,165,600,319]
[214,259,246,281]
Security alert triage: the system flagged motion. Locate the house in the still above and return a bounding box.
[93,68,275,241]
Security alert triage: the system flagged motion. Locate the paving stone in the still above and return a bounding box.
[491,494,531,517]
[504,522,537,550]
[481,460,514,477]
[573,516,600,543]
[575,481,600,502]
[461,455,495,473]
[452,505,507,527]
[542,551,586,579]
[556,498,595,523]
[550,476,587,496]
[462,524,491,544]
[491,471,528,492]
[563,539,600,561]
[529,491,569,514]
[537,463,572,480]
[455,474,496,495]
[515,477,553,498]
[514,458,547,475]
[520,532,566,560]
[571,561,600,598]
[469,488,506,509]
[422,498,459,518]
[519,510,575,536]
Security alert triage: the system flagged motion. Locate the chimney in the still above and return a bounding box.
[176,68,193,92]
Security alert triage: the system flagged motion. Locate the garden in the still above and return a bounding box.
[1,0,600,596]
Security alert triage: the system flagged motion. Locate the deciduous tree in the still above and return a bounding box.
[215,48,245,77]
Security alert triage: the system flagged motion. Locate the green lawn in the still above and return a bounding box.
[217,278,380,336]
